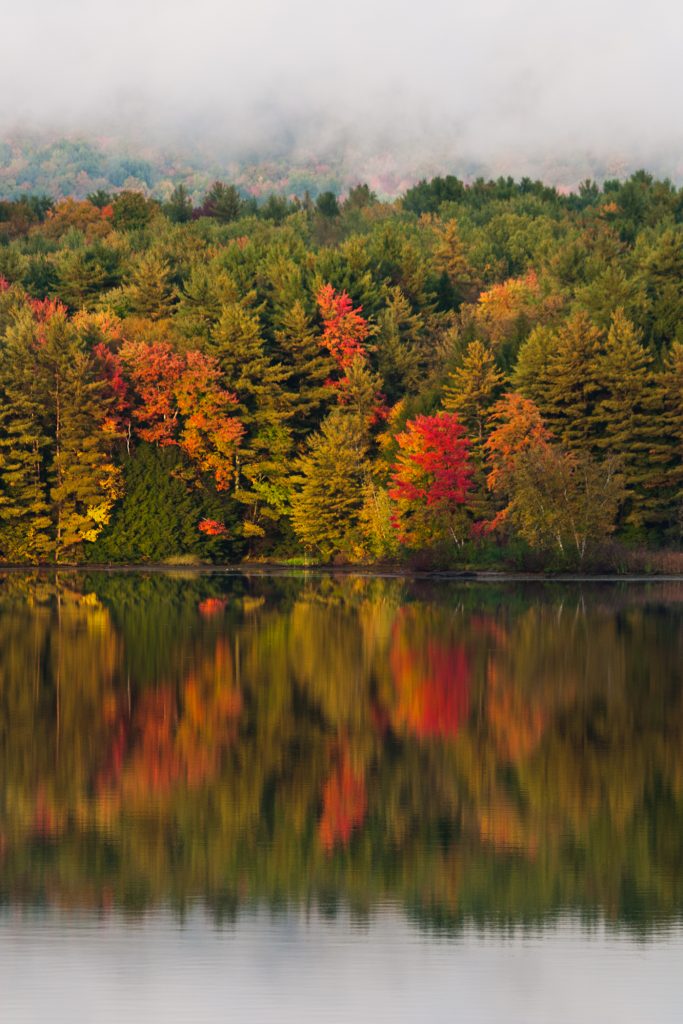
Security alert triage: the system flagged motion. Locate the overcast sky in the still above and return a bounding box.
[2,0,682,177]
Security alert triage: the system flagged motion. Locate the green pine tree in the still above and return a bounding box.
[211,299,292,541]
[290,411,370,559]
[442,340,504,442]
[88,444,241,563]
[375,287,423,402]
[274,300,334,438]
[210,300,289,429]
[175,264,239,342]
[659,341,683,539]
[0,312,52,560]
[165,184,193,224]
[538,312,605,450]
[39,318,121,561]
[55,250,106,311]
[591,311,669,531]
[125,252,175,320]
[512,325,555,405]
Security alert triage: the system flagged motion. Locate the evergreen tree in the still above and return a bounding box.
[88,444,240,563]
[442,340,504,441]
[315,192,340,218]
[210,300,292,539]
[175,264,239,342]
[290,412,369,558]
[591,311,668,530]
[538,312,604,451]
[112,191,154,231]
[659,341,683,538]
[574,264,647,329]
[512,325,555,405]
[641,230,683,348]
[39,315,121,560]
[274,300,334,438]
[235,422,295,551]
[55,250,106,310]
[165,184,193,224]
[201,182,243,223]
[210,300,288,429]
[125,252,175,320]
[338,356,385,432]
[0,312,52,560]
[263,253,306,323]
[432,219,478,309]
[375,287,422,402]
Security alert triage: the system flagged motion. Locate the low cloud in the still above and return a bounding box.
[2,0,682,183]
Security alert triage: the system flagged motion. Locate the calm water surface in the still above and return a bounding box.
[1,571,682,1022]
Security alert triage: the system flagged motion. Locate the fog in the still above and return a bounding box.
[2,0,682,182]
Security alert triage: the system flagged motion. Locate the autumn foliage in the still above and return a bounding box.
[388,609,470,740]
[0,168,682,566]
[389,412,473,546]
[318,746,367,852]
[316,284,371,369]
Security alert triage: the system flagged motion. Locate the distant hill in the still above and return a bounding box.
[2,132,681,204]
[0,134,424,203]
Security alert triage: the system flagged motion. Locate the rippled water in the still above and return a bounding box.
[1,570,682,1022]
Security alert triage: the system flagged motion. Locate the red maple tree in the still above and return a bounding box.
[389,412,473,546]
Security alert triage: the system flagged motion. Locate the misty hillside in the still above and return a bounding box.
[1,134,682,205]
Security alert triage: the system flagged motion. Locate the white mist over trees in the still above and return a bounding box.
[1,0,682,183]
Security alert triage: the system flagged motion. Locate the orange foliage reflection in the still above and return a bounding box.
[487,660,546,763]
[319,746,367,852]
[98,639,242,802]
[389,610,470,740]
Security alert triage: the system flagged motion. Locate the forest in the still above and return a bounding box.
[0,170,682,568]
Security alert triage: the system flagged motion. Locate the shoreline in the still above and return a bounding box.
[0,562,682,583]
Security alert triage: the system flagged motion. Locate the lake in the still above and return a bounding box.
[1,570,682,1022]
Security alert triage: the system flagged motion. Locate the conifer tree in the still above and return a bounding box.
[201,182,244,223]
[513,325,555,405]
[290,411,369,559]
[88,444,239,563]
[0,312,52,560]
[274,300,334,437]
[591,311,667,529]
[339,356,385,431]
[641,230,683,348]
[210,300,292,538]
[442,340,504,442]
[432,219,478,308]
[375,287,422,402]
[263,254,307,324]
[125,252,175,320]
[537,312,604,451]
[165,184,193,224]
[659,341,683,537]
[39,316,121,560]
[56,250,106,310]
[210,300,288,429]
[175,265,239,342]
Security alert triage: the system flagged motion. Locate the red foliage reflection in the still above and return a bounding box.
[389,611,470,739]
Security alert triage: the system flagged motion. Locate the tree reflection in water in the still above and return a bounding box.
[0,571,682,933]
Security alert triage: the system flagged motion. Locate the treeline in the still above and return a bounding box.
[0,170,682,566]
[1,573,682,928]
[0,137,343,204]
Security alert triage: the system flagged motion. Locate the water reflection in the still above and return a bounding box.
[1,571,682,934]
